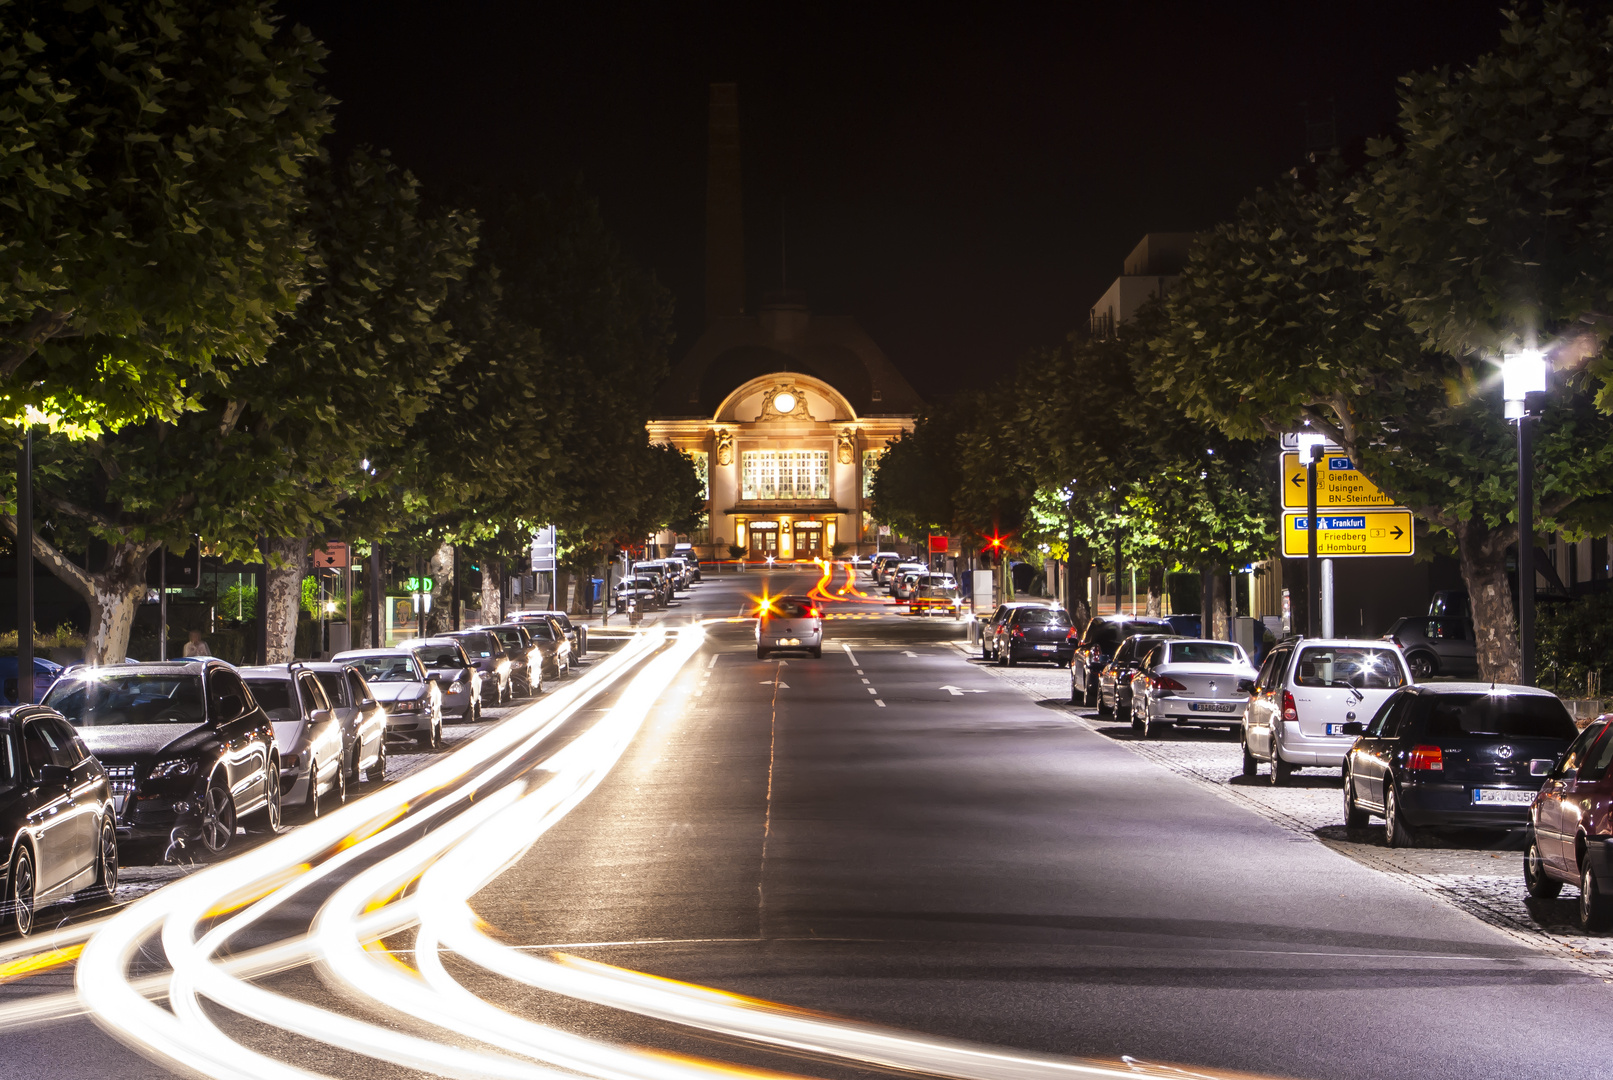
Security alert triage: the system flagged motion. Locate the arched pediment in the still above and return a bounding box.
[713,372,857,424]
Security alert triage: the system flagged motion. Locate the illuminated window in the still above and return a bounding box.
[742,450,829,500]
[861,449,882,499]
[688,450,709,500]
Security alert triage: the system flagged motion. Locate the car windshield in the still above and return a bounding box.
[347,655,422,683]
[1294,647,1404,689]
[1419,692,1578,740]
[244,679,296,720]
[1170,642,1242,665]
[1017,609,1070,626]
[44,672,206,726]
[415,645,464,670]
[490,629,526,649]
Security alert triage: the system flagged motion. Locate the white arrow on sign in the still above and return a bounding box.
[939,685,987,696]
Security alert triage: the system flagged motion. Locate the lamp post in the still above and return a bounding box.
[1294,429,1327,638]
[1504,348,1547,685]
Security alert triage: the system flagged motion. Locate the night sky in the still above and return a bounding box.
[281,1,1510,397]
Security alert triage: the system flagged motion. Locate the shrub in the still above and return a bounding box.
[727,544,746,560]
[1537,590,1613,696]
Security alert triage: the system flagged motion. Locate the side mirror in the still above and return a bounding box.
[358,698,377,710]
[1237,679,1255,693]
[1341,722,1366,736]
[38,763,71,786]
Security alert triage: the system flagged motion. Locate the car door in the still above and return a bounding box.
[20,718,77,894]
[1538,722,1607,872]
[1354,693,1411,810]
[347,668,382,761]
[209,669,265,814]
[48,716,102,884]
[1564,724,1613,867]
[1246,646,1289,755]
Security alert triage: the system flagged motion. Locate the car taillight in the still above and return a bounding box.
[1156,675,1187,692]
[1389,635,1402,648]
[1012,627,1025,638]
[1407,745,1444,771]
[1281,690,1298,722]
[1067,628,1080,640]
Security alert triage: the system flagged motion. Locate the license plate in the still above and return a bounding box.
[1326,723,1349,736]
[1035,645,1056,651]
[1188,702,1236,713]
[1472,788,1535,806]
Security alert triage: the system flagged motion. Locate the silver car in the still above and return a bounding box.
[295,661,388,784]
[332,649,444,749]
[756,595,823,659]
[444,629,513,705]
[397,637,482,722]
[1242,638,1412,785]
[1128,639,1259,738]
[239,666,348,818]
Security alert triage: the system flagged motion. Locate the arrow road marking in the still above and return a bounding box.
[762,680,790,688]
[939,685,987,696]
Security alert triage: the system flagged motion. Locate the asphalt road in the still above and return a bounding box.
[2,566,1610,1079]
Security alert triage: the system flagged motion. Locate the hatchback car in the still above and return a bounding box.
[888,563,929,599]
[295,661,387,784]
[1129,638,1258,737]
[757,595,823,659]
[908,573,961,616]
[1242,638,1410,785]
[444,629,513,704]
[240,666,347,819]
[332,649,444,748]
[993,606,1074,666]
[521,616,574,678]
[1095,633,1183,718]
[397,637,482,722]
[514,609,586,658]
[978,602,1047,662]
[1525,716,1613,927]
[1342,683,1576,848]
[1385,615,1478,679]
[0,706,118,933]
[1069,616,1176,706]
[477,624,543,697]
[44,660,283,857]
[614,576,661,611]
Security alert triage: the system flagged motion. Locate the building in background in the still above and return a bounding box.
[1088,232,1195,339]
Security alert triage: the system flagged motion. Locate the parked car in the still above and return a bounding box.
[872,554,904,584]
[477,624,543,697]
[757,595,823,659]
[396,637,482,722]
[239,665,348,819]
[332,649,444,748]
[672,543,703,582]
[521,616,574,678]
[887,562,928,597]
[1095,633,1183,719]
[294,661,387,785]
[1129,638,1259,737]
[44,660,282,857]
[0,705,118,933]
[513,609,585,657]
[1526,715,1613,927]
[979,602,1049,662]
[1429,590,1471,618]
[1163,614,1202,637]
[1340,683,1576,849]
[614,576,660,612]
[1069,615,1176,706]
[991,605,1074,667]
[1242,638,1411,785]
[1385,615,1477,679]
[444,629,513,704]
[0,656,65,706]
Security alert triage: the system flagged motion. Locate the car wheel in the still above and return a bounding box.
[1097,692,1112,717]
[1084,681,1097,709]
[1268,745,1292,786]
[1131,709,1144,735]
[757,646,769,660]
[416,722,435,749]
[346,742,362,786]
[1242,737,1258,779]
[11,847,36,936]
[982,641,992,661]
[1407,652,1437,681]
[1582,860,1613,930]
[1069,679,1082,706]
[248,763,282,835]
[198,777,237,855]
[1384,783,1416,847]
[333,756,347,807]
[1524,834,1561,899]
[306,758,325,819]
[1342,769,1369,827]
[1006,648,1019,667]
[811,645,822,659]
[89,817,118,901]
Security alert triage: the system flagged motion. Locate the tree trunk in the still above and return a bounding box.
[426,542,454,635]
[1454,519,1521,682]
[481,557,505,624]
[1145,564,1165,617]
[1,516,157,665]
[263,536,308,663]
[554,570,571,615]
[1067,554,1092,631]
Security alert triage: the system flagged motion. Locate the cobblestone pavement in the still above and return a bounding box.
[955,643,1613,980]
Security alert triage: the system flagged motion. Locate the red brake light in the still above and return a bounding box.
[1282,690,1298,722]
[1156,675,1187,692]
[1066,628,1079,640]
[1407,745,1444,771]
[1012,627,1025,638]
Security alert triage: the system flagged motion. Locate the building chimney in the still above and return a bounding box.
[705,83,744,323]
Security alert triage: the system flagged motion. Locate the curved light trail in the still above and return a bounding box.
[0,621,1257,1080]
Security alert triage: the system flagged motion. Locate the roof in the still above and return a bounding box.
[1408,682,1560,697]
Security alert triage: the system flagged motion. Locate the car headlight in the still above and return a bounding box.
[151,758,198,779]
[392,699,421,713]
[450,681,464,694]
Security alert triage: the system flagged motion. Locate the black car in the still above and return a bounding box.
[1342,683,1577,847]
[1385,615,1478,679]
[1096,633,1182,717]
[992,606,1074,666]
[478,624,543,697]
[979,602,1048,661]
[1070,615,1176,707]
[0,706,118,934]
[43,660,282,859]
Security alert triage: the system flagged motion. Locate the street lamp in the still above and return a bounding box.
[1504,347,1547,684]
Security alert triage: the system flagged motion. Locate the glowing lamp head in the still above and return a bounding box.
[1503,348,1547,418]
[772,391,797,414]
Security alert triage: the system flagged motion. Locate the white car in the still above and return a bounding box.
[1242,638,1411,785]
[886,561,927,594]
[239,666,348,818]
[1129,639,1259,737]
[757,595,823,659]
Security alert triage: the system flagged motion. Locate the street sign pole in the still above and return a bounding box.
[1306,450,1318,637]
[1321,558,1334,638]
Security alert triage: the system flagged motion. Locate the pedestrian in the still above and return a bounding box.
[183,629,211,657]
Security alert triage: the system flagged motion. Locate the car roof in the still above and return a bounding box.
[396,637,462,647]
[57,660,215,678]
[237,666,296,680]
[1407,681,1560,698]
[1286,637,1405,648]
[334,648,412,658]
[289,660,347,673]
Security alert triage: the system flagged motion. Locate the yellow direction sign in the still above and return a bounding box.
[1281,452,1395,509]
[1281,509,1415,558]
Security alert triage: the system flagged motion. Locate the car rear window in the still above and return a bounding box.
[1016,608,1070,626]
[456,634,495,658]
[771,598,815,618]
[1169,642,1241,665]
[245,679,294,715]
[1418,692,1578,740]
[314,673,346,706]
[1294,647,1404,689]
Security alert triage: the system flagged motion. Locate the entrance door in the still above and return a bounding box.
[793,527,823,558]
[749,527,779,558]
